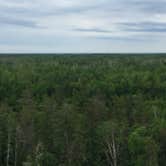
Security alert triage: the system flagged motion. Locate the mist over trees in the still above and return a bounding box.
[0,55,166,166]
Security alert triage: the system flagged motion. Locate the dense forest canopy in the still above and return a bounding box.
[0,54,166,166]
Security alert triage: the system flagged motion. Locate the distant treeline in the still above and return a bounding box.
[0,55,165,166]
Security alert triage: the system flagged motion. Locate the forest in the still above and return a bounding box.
[0,54,165,166]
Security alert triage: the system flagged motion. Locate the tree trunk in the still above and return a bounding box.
[6,132,11,166]
[14,134,18,166]
[105,133,118,166]
[111,133,117,166]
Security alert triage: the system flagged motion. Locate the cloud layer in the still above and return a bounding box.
[0,0,166,53]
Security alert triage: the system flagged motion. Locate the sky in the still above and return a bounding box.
[0,0,166,53]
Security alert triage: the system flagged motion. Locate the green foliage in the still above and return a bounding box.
[128,127,159,166]
[0,54,166,165]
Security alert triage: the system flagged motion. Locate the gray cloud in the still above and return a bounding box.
[95,36,144,42]
[119,22,166,32]
[73,28,111,33]
[0,16,39,28]
[0,0,107,18]
[130,0,166,14]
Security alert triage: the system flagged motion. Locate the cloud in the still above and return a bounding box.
[119,22,166,32]
[0,0,166,52]
[0,16,39,28]
[73,28,111,33]
[130,0,166,14]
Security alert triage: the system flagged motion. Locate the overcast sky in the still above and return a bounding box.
[0,0,166,53]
